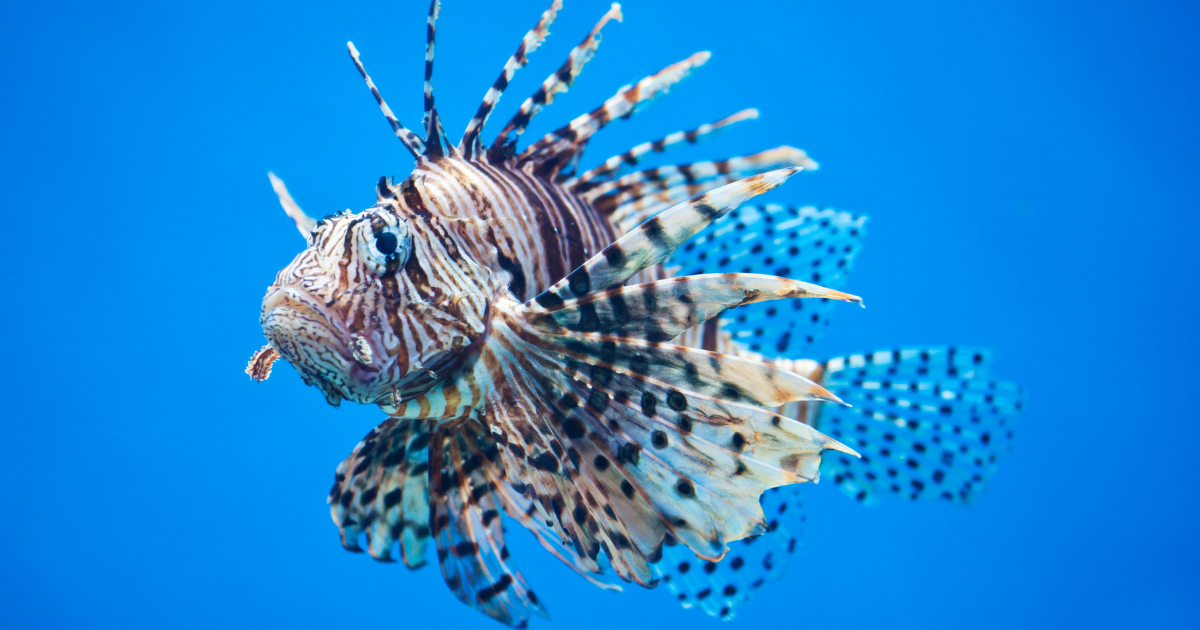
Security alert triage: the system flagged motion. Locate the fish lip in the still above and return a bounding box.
[261,284,350,351]
[261,283,383,403]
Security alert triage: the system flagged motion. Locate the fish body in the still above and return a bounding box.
[249,1,1023,626]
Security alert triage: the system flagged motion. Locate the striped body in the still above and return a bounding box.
[397,156,622,301]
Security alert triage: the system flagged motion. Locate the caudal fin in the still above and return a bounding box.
[654,347,1024,621]
[815,347,1023,504]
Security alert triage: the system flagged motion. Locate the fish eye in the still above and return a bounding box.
[375,232,398,255]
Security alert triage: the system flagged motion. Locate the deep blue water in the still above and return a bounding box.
[2,1,1197,628]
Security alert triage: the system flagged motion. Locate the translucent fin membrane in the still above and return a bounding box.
[328,418,433,568]
[668,204,868,354]
[655,485,805,620]
[816,347,1023,504]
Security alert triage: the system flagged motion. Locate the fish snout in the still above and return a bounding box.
[260,285,383,405]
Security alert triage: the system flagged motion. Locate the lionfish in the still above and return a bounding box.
[246,1,1023,625]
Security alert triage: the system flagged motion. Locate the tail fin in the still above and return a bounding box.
[815,347,1023,504]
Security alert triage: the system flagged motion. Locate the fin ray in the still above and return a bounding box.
[565,109,760,189]
[346,42,426,159]
[429,418,547,626]
[489,2,623,158]
[459,0,562,158]
[517,51,712,178]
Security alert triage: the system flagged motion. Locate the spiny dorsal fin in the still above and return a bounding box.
[565,109,760,190]
[517,51,711,179]
[584,146,815,205]
[421,0,457,158]
[488,3,623,160]
[459,0,562,159]
[599,147,818,231]
[347,42,426,159]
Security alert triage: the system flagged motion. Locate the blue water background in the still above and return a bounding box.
[2,1,1197,627]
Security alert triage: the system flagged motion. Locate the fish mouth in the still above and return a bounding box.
[260,285,384,406]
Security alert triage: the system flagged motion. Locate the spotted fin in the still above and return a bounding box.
[328,418,433,568]
[655,485,804,620]
[428,418,547,627]
[668,205,868,354]
[814,347,1023,504]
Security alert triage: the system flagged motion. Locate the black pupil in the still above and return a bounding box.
[375,232,398,255]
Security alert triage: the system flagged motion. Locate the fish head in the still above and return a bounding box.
[260,203,491,408]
